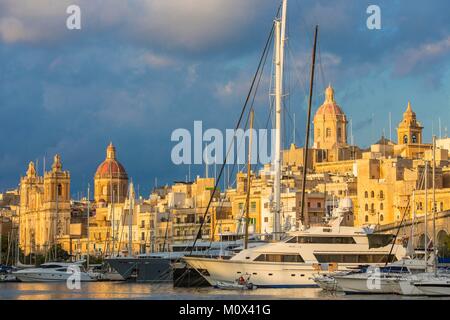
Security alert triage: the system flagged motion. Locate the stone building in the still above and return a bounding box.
[19,155,71,255]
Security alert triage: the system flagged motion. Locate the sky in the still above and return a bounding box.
[0,0,450,197]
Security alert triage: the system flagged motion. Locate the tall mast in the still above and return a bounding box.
[411,189,416,258]
[244,110,254,249]
[279,0,287,88]
[273,18,282,241]
[128,181,134,257]
[87,184,90,269]
[300,25,319,228]
[432,135,437,275]
[424,161,428,271]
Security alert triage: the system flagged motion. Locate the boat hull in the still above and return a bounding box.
[106,257,172,282]
[14,272,94,282]
[414,280,450,296]
[183,257,361,288]
[333,275,401,294]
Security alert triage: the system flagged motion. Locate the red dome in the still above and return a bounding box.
[95,143,128,179]
[314,85,345,117]
[95,159,127,179]
[315,103,344,116]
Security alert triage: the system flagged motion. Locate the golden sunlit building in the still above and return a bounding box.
[19,155,71,255]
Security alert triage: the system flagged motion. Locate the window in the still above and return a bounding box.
[314,254,397,264]
[371,203,375,211]
[380,214,384,222]
[141,220,145,228]
[380,203,384,210]
[403,135,408,144]
[250,202,256,212]
[254,254,304,263]
[365,204,369,211]
[317,202,321,208]
[412,134,417,143]
[57,184,63,196]
[337,127,342,139]
[380,191,384,199]
[326,128,331,137]
[365,215,369,222]
[141,232,145,241]
[371,191,375,198]
[364,191,368,198]
[264,217,269,223]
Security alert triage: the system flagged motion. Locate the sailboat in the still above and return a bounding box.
[396,137,450,296]
[183,0,407,288]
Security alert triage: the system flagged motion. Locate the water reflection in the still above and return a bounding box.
[0,282,448,300]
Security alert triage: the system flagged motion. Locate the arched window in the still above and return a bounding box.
[326,128,331,137]
[365,215,369,222]
[380,203,384,210]
[371,203,375,211]
[371,191,375,198]
[57,184,63,196]
[412,134,417,143]
[380,214,384,222]
[403,135,408,144]
[364,191,368,198]
[380,191,384,199]
[365,204,369,211]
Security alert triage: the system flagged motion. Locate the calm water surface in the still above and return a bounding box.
[1,282,449,300]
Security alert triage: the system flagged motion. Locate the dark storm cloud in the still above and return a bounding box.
[0,0,450,194]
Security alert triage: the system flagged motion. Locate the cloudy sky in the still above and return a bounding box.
[1,0,450,197]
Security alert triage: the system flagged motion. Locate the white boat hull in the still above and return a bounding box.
[184,257,365,288]
[14,271,94,282]
[413,279,450,296]
[334,274,401,294]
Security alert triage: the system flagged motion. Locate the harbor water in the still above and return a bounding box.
[1,282,449,300]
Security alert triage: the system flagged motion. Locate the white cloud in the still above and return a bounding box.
[394,35,450,76]
[139,51,177,69]
[0,0,275,52]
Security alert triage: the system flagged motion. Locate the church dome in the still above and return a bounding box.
[314,85,344,117]
[95,143,128,179]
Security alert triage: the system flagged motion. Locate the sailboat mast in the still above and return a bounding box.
[129,182,134,256]
[244,110,254,249]
[300,25,319,228]
[432,135,437,275]
[424,161,428,271]
[273,1,286,241]
[87,184,90,269]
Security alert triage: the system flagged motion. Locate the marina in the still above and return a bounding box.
[0,0,450,308]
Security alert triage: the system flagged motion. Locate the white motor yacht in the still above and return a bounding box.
[184,207,407,288]
[13,262,95,282]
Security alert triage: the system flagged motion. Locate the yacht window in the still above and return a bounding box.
[286,236,356,244]
[314,254,397,264]
[254,254,304,263]
[55,268,67,272]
